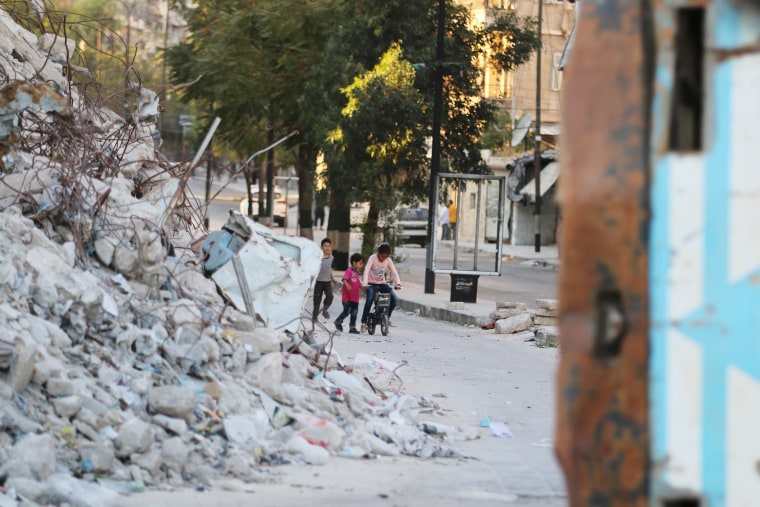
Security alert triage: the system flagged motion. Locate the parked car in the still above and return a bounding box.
[385,207,429,247]
[239,185,288,226]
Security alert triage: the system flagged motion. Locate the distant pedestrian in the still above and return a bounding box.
[314,189,327,230]
[314,206,325,230]
[439,205,450,240]
[334,253,365,334]
[312,238,336,321]
[448,200,457,240]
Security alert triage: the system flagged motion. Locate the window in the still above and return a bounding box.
[551,52,563,91]
[469,193,476,209]
[668,8,704,151]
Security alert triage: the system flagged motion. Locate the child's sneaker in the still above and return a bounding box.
[349,328,360,334]
[360,323,367,333]
[334,321,343,332]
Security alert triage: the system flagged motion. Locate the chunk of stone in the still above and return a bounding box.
[131,448,162,475]
[112,241,140,278]
[46,473,120,507]
[3,477,46,503]
[52,395,82,419]
[148,385,196,421]
[161,437,189,472]
[489,308,526,320]
[535,326,560,347]
[7,433,56,480]
[244,352,283,398]
[494,313,534,334]
[46,377,74,396]
[495,301,527,310]
[115,418,154,457]
[166,299,203,328]
[234,327,285,354]
[533,315,559,326]
[79,440,115,473]
[10,339,37,393]
[535,298,559,310]
[93,236,118,267]
[151,414,188,436]
[31,355,64,386]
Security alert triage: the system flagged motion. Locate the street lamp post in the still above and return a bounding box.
[424,0,447,295]
[533,0,543,252]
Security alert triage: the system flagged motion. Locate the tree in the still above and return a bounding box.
[165,0,344,237]
[165,0,539,268]
[315,0,540,265]
[326,43,428,257]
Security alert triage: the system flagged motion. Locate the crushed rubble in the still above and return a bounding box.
[0,9,478,507]
[483,299,560,347]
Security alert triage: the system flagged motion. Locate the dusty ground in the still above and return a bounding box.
[117,309,565,507]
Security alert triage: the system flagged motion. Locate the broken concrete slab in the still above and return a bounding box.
[147,385,196,421]
[494,313,534,334]
[209,215,320,332]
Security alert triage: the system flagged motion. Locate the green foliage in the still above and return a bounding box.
[166,0,540,255]
[479,107,512,153]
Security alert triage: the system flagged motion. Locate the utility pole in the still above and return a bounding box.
[265,120,275,225]
[533,0,543,253]
[425,0,446,294]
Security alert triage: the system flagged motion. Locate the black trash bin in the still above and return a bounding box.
[450,274,479,303]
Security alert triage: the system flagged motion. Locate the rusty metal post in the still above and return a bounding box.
[533,0,543,253]
[555,0,653,505]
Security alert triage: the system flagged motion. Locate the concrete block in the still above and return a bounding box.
[46,377,74,396]
[79,440,116,473]
[52,395,82,419]
[489,308,526,320]
[167,299,203,328]
[161,437,190,472]
[494,313,533,334]
[533,315,559,327]
[32,355,65,386]
[234,327,285,354]
[116,418,154,457]
[535,326,560,347]
[495,301,527,311]
[11,340,37,393]
[244,352,284,399]
[535,298,559,311]
[131,448,162,475]
[148,385,196,421]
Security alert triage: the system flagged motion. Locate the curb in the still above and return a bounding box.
[398,297,489,327]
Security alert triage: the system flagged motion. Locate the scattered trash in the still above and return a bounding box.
[489,422,515,438]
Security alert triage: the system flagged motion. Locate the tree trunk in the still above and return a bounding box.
[361,201,381,259]
[296,143,315,239]
[328,184,352,270]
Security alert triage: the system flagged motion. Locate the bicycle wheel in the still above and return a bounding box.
[380,313,389,336]
[367,314,376,335]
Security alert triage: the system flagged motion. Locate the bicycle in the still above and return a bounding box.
[366,291,392,336]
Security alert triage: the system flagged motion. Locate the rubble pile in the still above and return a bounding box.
[485,299,559,347]
[0,9,475,507]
